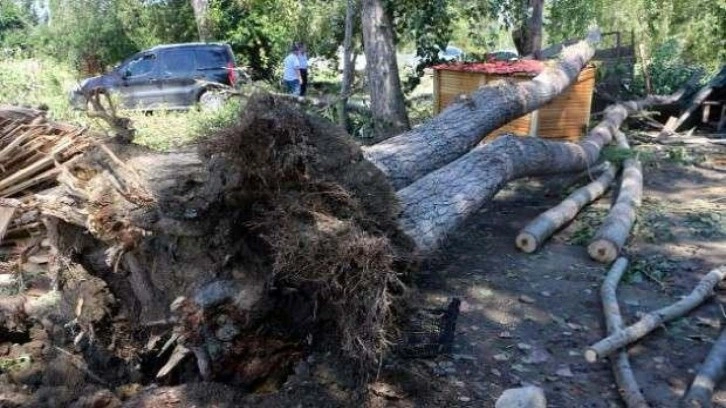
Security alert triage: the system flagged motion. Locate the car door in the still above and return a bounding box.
[117,53,164,109]
[157,48,198,108]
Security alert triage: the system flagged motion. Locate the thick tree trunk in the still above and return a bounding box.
[360,0,410,140]
[513,0,544,59]
[516,162,616,253]
[363,30,601,190]
[601,258,650,408]
[190,0,210,41]
[338,0,357,129]
[683,327,726,408]
[586,266,726,363]
[529,0,543,59]
[397,95,679,254]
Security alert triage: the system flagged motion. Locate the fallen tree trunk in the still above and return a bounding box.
[601,258,650,408]
[362,30,601,189]
[586,266,726,363]
[587,157,642,263]
[398,94,679,253]
[683,326,726,408]
[516,161,616,253]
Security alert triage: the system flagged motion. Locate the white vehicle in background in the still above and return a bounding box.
[404,45,466,72]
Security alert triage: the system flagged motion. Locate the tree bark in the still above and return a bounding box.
[683,327,726,408]
[586,266,726,363]
[360,0,410,140]
[588,158,642,263]
[396,94,679,254]
[601,258,650,408]
[516,161,616,253]
[363,30,601,190]
[190,0,210,41]
[338,0,357,130]
[527,0,544,59]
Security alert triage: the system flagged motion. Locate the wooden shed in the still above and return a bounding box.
[433,60,596,141]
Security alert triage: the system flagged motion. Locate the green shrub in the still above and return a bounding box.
[0,56,88,123]
[633,38,706,95]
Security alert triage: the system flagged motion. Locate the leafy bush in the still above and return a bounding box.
[633,38,706,95]
[0,56,87,123]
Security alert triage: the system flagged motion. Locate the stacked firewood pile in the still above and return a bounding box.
[0,107,89,290]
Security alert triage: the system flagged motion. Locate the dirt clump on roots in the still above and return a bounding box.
[198,93,416,365]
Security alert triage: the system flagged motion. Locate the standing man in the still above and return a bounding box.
[283,44,302,96]
[297,42,309,96]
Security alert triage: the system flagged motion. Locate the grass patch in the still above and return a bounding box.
[625,255,676,288]
[565,206,609,245]
[684,211,725,239]
[130,98,245,151]
[0,57,89,124]
[634,198,676,243]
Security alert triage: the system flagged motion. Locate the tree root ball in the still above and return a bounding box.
[45,93,417,387]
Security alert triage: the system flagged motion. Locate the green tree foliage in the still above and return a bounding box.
[208,0,344,79]
[2,0,196,72]
[547,0,725,75]
[36,0,137,71]
[392,0,454,62]
[0,0,35,49]
[117,0,198,49]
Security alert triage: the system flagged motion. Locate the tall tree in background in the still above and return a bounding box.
[190,0,210,41]
[42,0,137,73]
[360,0,409,140]
[338,0,357,129]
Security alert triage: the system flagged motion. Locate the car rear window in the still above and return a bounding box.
[160,49,196,75]
[195,48,230,69]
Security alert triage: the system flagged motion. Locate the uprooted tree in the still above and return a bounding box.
[0,29,685,398]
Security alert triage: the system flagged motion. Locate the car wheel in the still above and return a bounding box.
[198,90,226,112]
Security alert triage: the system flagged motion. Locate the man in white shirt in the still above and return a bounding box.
[297,43,309,96]
[282,45,302,96]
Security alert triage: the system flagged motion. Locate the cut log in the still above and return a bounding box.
[586,266,726,363]
[516,161,616,253]
[600,258,650,408]
[540,161,611,197]
[362,30,602,190]
[587,157,642,263]
[398,94,679,253]
[683,326,726,408]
